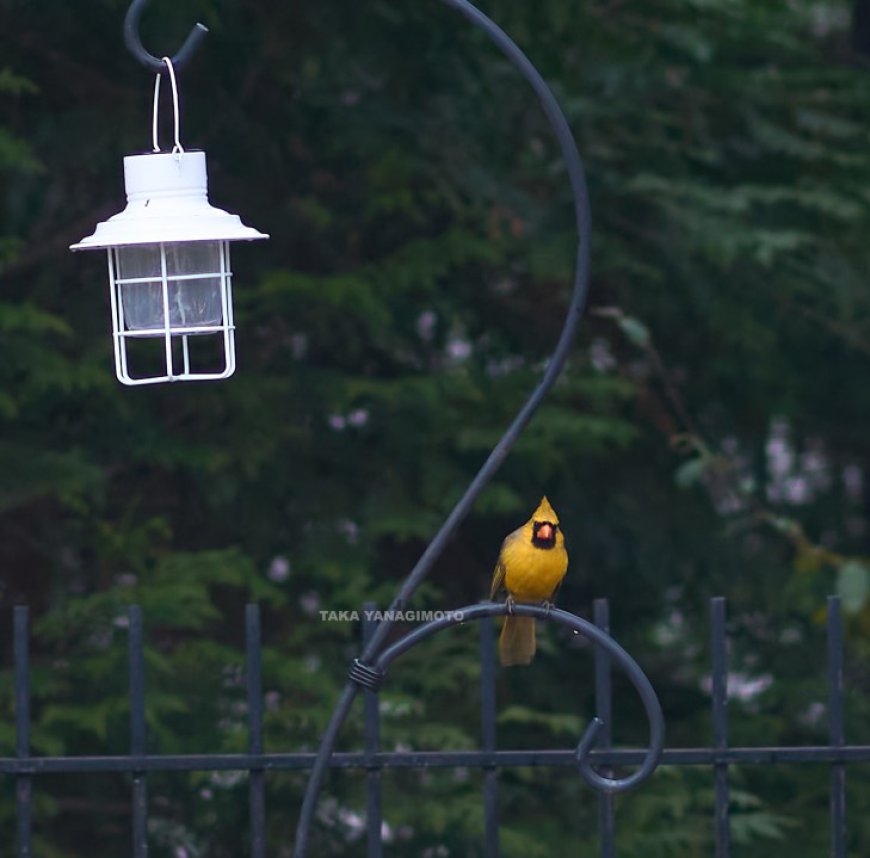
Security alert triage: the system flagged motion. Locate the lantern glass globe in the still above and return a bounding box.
[117,241,224,332]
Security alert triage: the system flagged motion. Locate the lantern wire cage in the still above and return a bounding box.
[106,239,236,385]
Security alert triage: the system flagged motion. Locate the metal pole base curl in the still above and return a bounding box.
[368,602,664,796]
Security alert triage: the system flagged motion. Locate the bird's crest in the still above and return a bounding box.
[532,495,558,524]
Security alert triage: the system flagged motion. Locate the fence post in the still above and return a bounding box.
[827,595,846,858]
[362,603,383,858]
[247,604,266,858]
[14,606,32,858]
[594,599,615,858]
[480,614,499,857]
[129,605,148,858]
[711,597,730,858]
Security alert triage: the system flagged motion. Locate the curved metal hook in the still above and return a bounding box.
[124,0,209,73]
[373,602,665,795]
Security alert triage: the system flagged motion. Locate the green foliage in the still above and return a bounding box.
[1,0,870,855]
[836,560,870,613]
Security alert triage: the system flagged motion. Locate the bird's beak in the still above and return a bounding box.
[537,523,553,540]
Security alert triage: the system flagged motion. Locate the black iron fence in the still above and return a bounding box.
[1,595,862,856]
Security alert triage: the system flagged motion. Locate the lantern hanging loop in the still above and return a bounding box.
[152,57,184,156]
[124,0,208,73]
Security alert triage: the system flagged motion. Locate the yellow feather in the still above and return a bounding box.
[489,496,568,666]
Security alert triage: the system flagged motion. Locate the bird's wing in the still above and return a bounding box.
[547,578,564,604]
[489,531,520,599]
[489,556,507,600]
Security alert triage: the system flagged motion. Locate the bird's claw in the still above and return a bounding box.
[505,595,516,615]
[542,600,554,617]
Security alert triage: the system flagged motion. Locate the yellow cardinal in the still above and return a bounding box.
[489,496,568,666]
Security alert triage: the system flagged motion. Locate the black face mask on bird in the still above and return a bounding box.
[532,521,558,549]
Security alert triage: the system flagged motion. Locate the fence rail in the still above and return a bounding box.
[2,595,860,856]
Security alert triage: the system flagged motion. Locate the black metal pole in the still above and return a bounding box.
[293,2,592,849]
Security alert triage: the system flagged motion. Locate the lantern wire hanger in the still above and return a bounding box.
[152,57,184,155]
[123,0,208,73]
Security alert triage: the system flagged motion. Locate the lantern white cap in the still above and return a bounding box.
[70,151,269,250]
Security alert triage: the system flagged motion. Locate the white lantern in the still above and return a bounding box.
[71,150,268,385]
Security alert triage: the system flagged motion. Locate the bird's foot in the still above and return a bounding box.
[541,600,555,617]
[505,595,516,615]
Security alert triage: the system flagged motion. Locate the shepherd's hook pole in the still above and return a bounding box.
[293,0,594,853]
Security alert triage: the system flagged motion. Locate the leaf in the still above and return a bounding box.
[0,302,70,335]
[497,704,583,736]
[0,68,38,96]
[0,443,104,512]
[674,457,707,488]
[0,128,42,174]
[617,315,651,349]
[836,561,870,614]
[475,482,524,515]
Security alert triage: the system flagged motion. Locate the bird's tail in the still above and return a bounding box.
[499,616,536,666]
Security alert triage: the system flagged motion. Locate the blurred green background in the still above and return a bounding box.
[3,0,870,854]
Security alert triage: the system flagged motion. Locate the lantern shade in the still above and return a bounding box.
[70,151,267,385]
[71,151,268,249]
